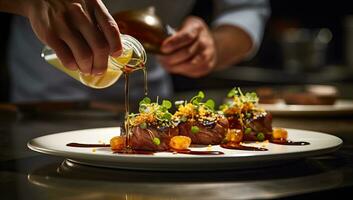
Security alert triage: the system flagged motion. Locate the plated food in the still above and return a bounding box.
[107,87,309,154]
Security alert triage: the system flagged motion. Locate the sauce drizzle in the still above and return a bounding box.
[170,149,224,155]
[270,139,310,146]
[66,143,110,148]
[221,143,268,151]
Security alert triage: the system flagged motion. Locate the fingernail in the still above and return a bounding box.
[92,68,106,75]
[162,45,173,54]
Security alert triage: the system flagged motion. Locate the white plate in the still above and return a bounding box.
[28,127,342,171]
[259,100,353,116]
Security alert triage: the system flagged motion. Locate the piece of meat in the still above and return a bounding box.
[243,112,273,141]
[178,117,229,145]
[129,126,179,151]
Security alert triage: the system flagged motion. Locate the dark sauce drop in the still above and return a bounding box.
[113,149,155,155]
[220,143,268,151]
[270,139,310,146]
[170,149,224,155]
[66,143,110,148]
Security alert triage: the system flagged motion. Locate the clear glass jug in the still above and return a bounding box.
[41,34,146,89]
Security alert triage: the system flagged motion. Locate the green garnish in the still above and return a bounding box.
[227,87,239,98]
[153,137,161,145]
[188,91,216,111]
[257,132,265,141]
[225,87,259,104]
[162,100,172,109]
[139,122,147,129]
[191,126,200,134]
[246,112,252,118]
[219,104,227,111]
[174,91,218,125]
[245,127,252,134]
[205,99,215,110]
[162,112,172,120]
[243,92,259,104]
[131,97,174,128]
[139,97,151,105]
[190,91,205,105]
[219,87,262,116]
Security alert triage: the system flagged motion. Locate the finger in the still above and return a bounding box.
[44,31,78,70]
[161,24,201,54]
[171,60,209,78]
[187,51,215,77]
[164,49,211,77]
[91,0,122,57]
[70,3,109,75]
[53,13,93,74]
[61,31,93,75]
[161,39,200,66]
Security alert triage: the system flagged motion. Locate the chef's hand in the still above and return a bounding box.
[158,16,217,78]
[24,0,122,75]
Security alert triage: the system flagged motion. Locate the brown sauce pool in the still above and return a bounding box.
[66,143,110,148]
[113,149,154,155]
[221,143,268,151]
[270,139,310,146]
[170,149,224,155]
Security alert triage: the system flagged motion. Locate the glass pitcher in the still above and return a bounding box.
[41,34,146,89]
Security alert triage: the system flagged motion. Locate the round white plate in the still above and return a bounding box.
[28,127,342,171]
[259,100,353,116]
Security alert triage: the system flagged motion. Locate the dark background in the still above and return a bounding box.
[1,1,353,101]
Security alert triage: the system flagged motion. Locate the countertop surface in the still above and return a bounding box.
[1,87,353,199]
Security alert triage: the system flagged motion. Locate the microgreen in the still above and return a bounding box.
[190,91,205,105]
[189,91,216,111]
[174,91,218,124]
[139,97,151,105]
[226,87,259,104]
[227,87,239,98]
[221,87,260,112]
[162,100,172,109]
[131,96,174,127]
[205,99,215,110]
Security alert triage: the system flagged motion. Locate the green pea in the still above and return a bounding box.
[139,122,147,129]
[153,137,161,146]
[191,126,200,134]
[245,127,252,134]
[257,132,265,141]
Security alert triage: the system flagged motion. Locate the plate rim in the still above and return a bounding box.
[27,127,343,161]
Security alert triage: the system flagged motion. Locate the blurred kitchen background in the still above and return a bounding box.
[1,0,353,102]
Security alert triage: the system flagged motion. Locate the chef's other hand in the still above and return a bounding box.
[25,0,122,75]
[158,16,217,78]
